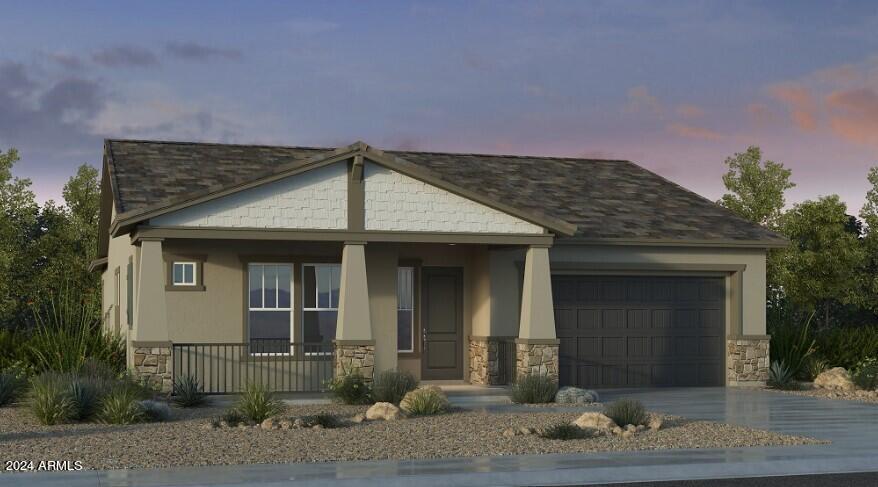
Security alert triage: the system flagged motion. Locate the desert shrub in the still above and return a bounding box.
[67,375,107,421]
[371,370,418,404]
[311,413,342,428]
[27,290,125,374]
[510,374,557,404]
[0,328,31,370]
[852,359,878,391]
[400,387,449,416]
[78,358,120,382]
[99,385,145,424]
[815,325,878,370]
[236,382,284,423]
[29,373,74,425]
[769,315,816,379]
[139,400,171,422]
[539,422,590,440]
[327,372,372,405]
[767,360,797,390]
[604,399,648,427]
[803,356,829,381]
[172,375,207,407]
[0,371,26,406]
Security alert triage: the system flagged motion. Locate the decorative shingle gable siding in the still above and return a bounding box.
[363,163,543,234]
[151,163,347,229]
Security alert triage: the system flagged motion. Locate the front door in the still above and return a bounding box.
[421,267,463,380]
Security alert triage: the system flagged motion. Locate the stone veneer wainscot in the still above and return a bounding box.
[515,339,559,383]
[334,342,375,380]
[469,337,514,385]
[727,336,770,385]
[133,344,172,393]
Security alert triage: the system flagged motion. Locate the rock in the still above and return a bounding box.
[293,418,306,428]
[518,426,534,435]
[621,430,634,439]
[624,424,637,432]
[611,426,623,436]
[237,424,249,430]
[502,428,516,438]
[635,424,646,432]
[366,402,404,421]
[555,386,599,404]
[203,422,217,430]
[572,412,616,430]
[312,424,323,430]
[279,419,293,430]
[647,415,663,431]
[814,367,855,391]
[260,418,278,430]
[351,413,367,423]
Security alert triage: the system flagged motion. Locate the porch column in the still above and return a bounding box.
[334,241,375,380]
[132,238,172,392]
[516,245,559,382]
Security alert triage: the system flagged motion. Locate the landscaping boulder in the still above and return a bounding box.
[555,386,599,404]
[260,418,278,430]
[366,402,403,421]
[647,414,663,431]
[814,367,855,391]
[572,412,616,431]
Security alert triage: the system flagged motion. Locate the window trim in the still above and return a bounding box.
[397,266,415,353]
[164,254,206,291]
[172,261,197,286]
[247,262,294,356]
[302,263,341,355]
[126,257,134,328]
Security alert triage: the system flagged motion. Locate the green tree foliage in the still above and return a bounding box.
[0,148,100,329]
[779,196,864,327]
[718,146,795,230]
[858,167,878,314]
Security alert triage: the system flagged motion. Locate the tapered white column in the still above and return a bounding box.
[134,238,168,342]
[334,241,375,379]
[518,245,556,340]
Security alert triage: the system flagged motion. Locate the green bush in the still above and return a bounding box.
[327,373,372,405]
[803,356,829,381]
[311,413,342,428]
[769,315,816,379]
[400,387,449,416]
[539,422,590,440]
[213,408,245,427]
[139,400,171,422]
[236,382,284,423]
[767,360,797,390]
[0,328,31,370]
[99,385,145,424]
[0,371,26,406]
[172,375,207,407]
[510,374,557,404]
[68,375,106,421]
[604,399,648,427]
[371,370,418,404]
[815,325,878,370]
[28,290,125,374]
[852,359,878,390]
[29,373,74,425]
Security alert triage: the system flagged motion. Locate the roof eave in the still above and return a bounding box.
[555,236,790,249]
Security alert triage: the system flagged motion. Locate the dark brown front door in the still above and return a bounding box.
[554,275,725,388]
[421,267,463,380]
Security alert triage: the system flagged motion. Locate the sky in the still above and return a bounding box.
[1,1,878,213]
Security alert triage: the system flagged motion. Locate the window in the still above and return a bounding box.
[303,264,340,346]
[114,267,121,334]
[126,258,133,328]
[397,267,415,352]
[248,264,292,354]
[172,262,196,286]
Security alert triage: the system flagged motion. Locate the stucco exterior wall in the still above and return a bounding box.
[101,208,137,364]
[363,162,542,234]
[151,163,348,230]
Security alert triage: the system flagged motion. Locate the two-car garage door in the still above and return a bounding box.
[553,275,725,388]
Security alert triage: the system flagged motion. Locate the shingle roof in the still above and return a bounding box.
[105,139,785,244]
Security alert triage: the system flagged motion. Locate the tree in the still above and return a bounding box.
[0,148,39,326]
[857,166,878,314]
[719,146,795,230]
[779,196,864,327]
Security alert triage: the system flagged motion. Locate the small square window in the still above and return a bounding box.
[172,262,196,286]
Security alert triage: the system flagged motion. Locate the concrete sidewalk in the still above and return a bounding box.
[3,388,876,487]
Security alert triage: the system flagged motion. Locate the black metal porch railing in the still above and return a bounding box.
[496,339,517,385]
[171,340,333,394]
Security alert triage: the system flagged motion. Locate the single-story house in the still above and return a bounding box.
[92,139,785,393]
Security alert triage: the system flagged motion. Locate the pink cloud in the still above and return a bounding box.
[826,87,878,147]
[676,104,704,119]
[768,82,818,131]
[624,85,662,114]
[666,123,723,141]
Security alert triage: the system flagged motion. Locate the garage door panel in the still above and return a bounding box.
[556,275,725,388]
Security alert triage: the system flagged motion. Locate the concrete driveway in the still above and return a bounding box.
[3,388,877,487]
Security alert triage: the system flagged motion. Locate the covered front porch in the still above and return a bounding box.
[129,231,560,393]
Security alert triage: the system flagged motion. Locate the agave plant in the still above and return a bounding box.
[767,360,796,390]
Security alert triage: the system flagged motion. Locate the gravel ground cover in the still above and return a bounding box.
[0,403,825,472]
[767,387,878,404]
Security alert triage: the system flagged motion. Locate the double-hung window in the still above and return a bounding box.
[303,264,340,347]
[248,264,292,354]
[397,267,415,353]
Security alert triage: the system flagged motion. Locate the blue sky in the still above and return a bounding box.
[2,1,877,212]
